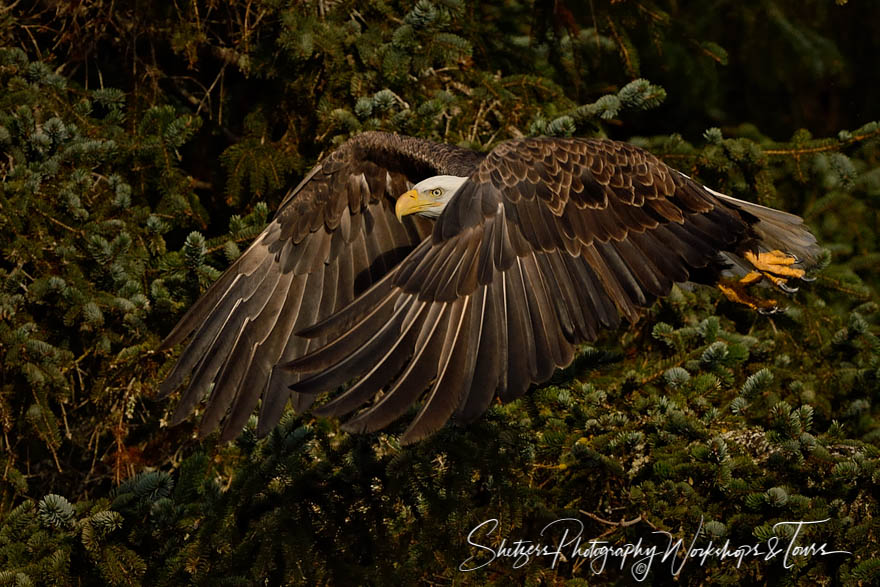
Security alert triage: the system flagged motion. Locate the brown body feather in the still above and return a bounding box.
[160,133,819,443]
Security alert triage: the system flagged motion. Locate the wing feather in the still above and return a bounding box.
[401,295,478,443]
[311,304,425,419]
[500,258,535,401]
[159,131,481,438]
[224,271,307,438]
[341,302,450,433]
[454,281,502,421]
[199,263,295,435]
[169,256,277,423]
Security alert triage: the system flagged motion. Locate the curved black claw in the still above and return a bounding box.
[778,282,799,293]
[800,274,817,282]
[758,305,780,315]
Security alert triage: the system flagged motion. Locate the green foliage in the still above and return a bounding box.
[0,48,190,507]
[1,0,879,584]
[219,111,300,205]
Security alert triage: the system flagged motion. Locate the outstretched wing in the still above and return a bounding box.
[286,137,782,443]
[158,131,483,440]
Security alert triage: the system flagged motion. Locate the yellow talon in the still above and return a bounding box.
[744,250,805,280]
[718,282,778,313]
[718,249,806,312]
[738,271,764,286]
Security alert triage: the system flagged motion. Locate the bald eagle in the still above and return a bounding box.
[158,131,820,443]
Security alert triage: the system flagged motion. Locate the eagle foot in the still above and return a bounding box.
[717,249,808,313]
[744,250,805,292]
[718,281,779,313]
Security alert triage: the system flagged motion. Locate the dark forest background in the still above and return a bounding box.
[1,0,878,584]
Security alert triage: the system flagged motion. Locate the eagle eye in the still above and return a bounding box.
[430,188,443,197]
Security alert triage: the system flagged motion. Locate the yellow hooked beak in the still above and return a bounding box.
[395,189,437,221]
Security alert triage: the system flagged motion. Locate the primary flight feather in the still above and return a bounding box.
[158,131,820,443]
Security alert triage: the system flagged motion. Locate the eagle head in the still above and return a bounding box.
[395,175,468,221]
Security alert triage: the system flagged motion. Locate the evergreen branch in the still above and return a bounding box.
[29,388,62,473]
[816,275,874,300]
[34,208,84,236]
[637,346,704,386]
[604,15,638,77]
[498,75,568,101]
[205,234,259,254]
[763,127,880,156]
[578,509,644,529]
[635,3,670,26]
